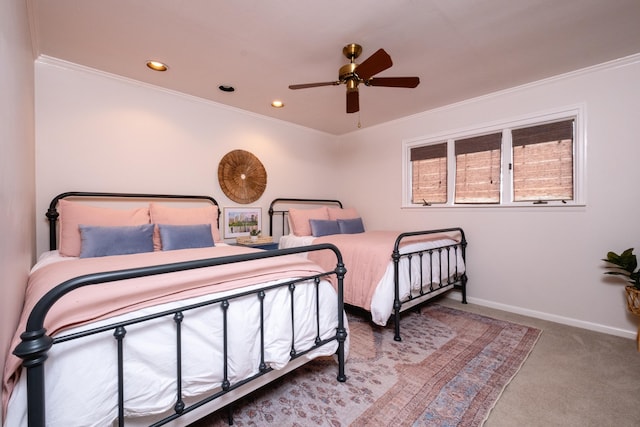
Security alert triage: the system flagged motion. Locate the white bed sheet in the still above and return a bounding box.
[5,250,347,427]
[279,234,315,251]
[279,233,465,326]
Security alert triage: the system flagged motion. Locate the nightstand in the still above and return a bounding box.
[234,236,279,251]
[236,242,279,251]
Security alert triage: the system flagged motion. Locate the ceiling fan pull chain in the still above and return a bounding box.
[358,111,362,128]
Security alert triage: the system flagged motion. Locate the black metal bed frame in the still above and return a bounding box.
[390,228,468,340]
[268,197,343,237]
[12,192,348,427]
[45,191,223,251]
[268,197,467,341]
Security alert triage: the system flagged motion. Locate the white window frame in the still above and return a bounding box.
[402,104,587,208]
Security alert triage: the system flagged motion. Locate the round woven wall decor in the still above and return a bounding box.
[217,149,267,204]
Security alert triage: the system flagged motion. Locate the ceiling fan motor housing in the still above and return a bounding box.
[340,63,358,85]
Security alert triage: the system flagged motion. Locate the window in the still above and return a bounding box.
[410,143,447,204]
[402,106,585,207]
[511,120,574,202]
[454,133,502,204]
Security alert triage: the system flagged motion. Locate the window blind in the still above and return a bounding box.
[455,133,502,155]
[512,119,574,147]
[411,143,447,161]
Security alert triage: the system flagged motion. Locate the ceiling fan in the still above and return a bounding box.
[289,43,420,114]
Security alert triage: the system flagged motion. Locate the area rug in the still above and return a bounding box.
[189,304,541,427]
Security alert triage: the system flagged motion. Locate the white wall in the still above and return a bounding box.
[336,55,640,338]
[0,0,36,419]
[34,58,341,255]
[33,52,640,339]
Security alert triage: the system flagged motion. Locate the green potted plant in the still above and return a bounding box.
[249,229,261,241]
[602,248,640,315]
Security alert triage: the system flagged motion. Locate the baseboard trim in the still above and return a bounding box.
[445,292,636,340]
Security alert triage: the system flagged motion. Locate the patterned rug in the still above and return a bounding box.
[189,304,541,427]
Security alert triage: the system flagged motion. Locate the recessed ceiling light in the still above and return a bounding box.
[218,85,235,92]
[271,100,284,108]
[146,60,168,71]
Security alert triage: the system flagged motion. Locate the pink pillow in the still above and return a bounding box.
[149,203,221,250]
[328,207,360,220]
[58,199,150,257]
[288,207,329,236]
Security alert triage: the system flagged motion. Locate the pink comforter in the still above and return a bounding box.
[308,231,401,310]
[3,245,326,411]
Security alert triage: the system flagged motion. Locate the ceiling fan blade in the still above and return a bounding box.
[366,76,420,88]
[354,48,393,80]
[289,81,339,90]
[346,90,359,113]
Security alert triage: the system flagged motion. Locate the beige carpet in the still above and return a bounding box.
[189,304,541,426]
[441,298,640,427]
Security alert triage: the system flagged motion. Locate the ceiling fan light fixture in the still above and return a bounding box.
[288,43,419,114]
[146,60,168,71]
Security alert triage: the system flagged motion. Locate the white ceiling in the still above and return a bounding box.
[28,0,640,135]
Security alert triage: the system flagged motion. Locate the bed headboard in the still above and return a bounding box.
[268,197,343,237]
[47,192,220,251]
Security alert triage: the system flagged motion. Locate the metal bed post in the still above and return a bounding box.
[12,329,51,427]
[458,229,468,303]
[334,252,348,383]
[391,250,402,342]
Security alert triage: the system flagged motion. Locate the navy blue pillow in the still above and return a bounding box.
[79,224,155,258]
[158,223,214,251]
[337,218,365,234]
[309,219,340,237]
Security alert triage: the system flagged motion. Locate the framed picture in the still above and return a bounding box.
[223,207,262,238]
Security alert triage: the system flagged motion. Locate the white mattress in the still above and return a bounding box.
[5,250,348,427]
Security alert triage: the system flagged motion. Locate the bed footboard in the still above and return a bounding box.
[12,245,347,427]
[391,228,467,341]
